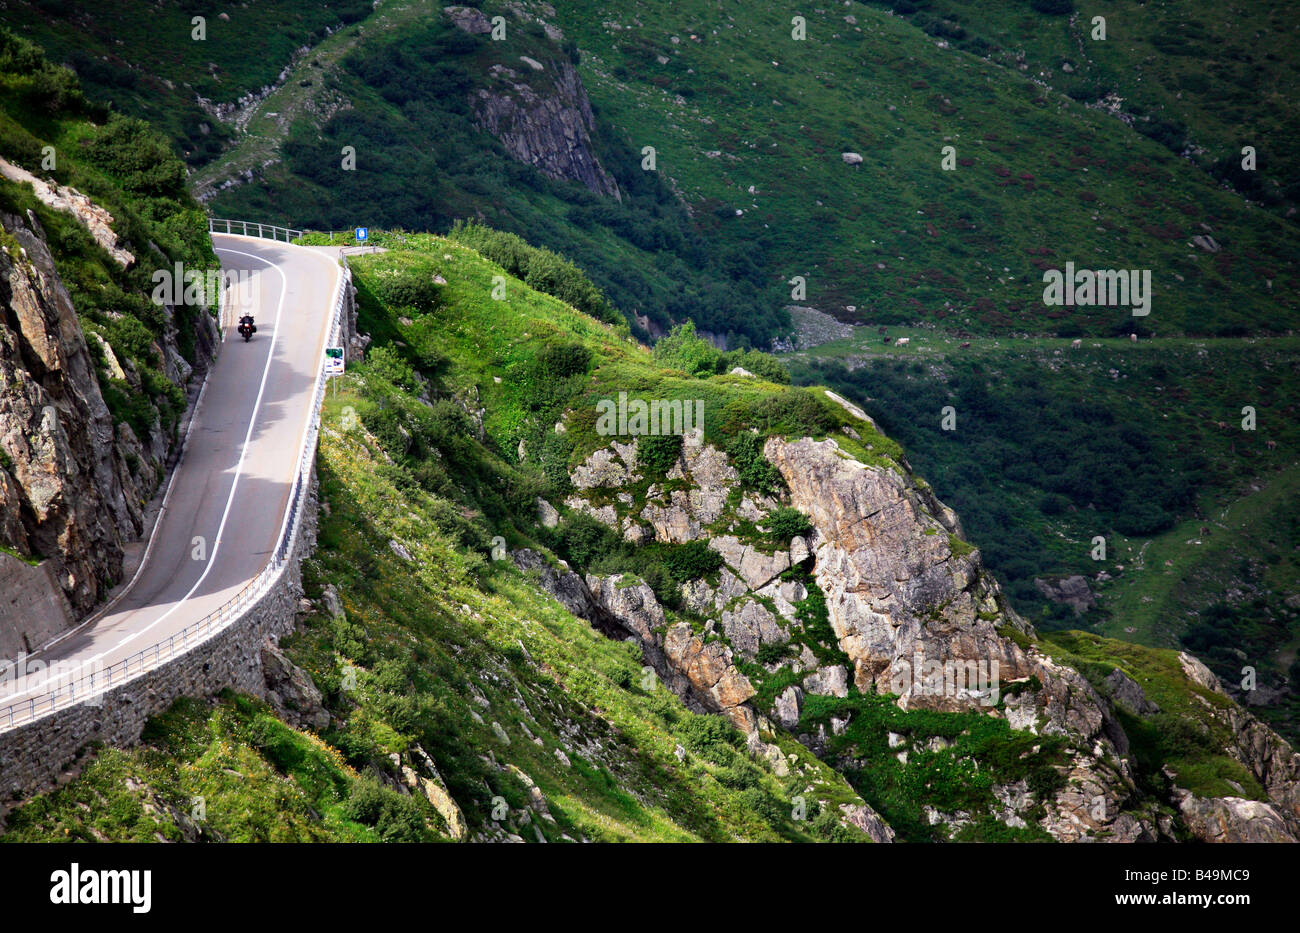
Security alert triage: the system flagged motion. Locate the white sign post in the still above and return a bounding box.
[325,347,344,397]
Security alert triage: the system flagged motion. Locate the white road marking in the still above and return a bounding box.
[0,245,286,701]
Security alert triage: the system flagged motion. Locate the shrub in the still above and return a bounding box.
[556,511,620,569]
[719,348,790,384]
[83,115,188,200]
[426,497,491,551]
[726,431,783,495]
[767,507,812,542]
[637,433,682,475]
[660,540,723,583]
[365,345,420,392]
[539,431,574,496]
[794,583,839,654]
[342,777,430,842]
[653,321,721,376]
[677,713,741,764]
[448,220,620,324]
[537,342,591,379]
[748,389,836,436]
[374,269,442,313]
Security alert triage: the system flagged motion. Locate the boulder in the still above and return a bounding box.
[1177,794,1297,843]
[720,599,788,661]
[1103,668,1160,716]
[1034,575,1095,616]
[773,685,803,729]
[261,641,330,732]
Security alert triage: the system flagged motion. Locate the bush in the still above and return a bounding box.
[556,511,620,569]
[374,269,442,313]
[767,507,812,542]
[660,540,723,583]
[364,345,420,392]
[637,434,682,475]
[342,777,430,842]
[677,713,741,764]
[748,389,836,436]
[448,220,620,324]
[755,642,790,665]
[653,321,721,377]
[537,342,591,379]
[726,431,783,495]
[719,348,790,384]
[539,431,574,496]
[84,115,188,200]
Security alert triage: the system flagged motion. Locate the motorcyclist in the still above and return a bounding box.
[237,314,256,341]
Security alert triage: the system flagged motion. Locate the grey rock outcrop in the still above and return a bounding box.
[465,29,620,200]
[1034,574,1096,616]
[1102,668,1160,717]
[720,599,788,661]
[0,209,211,651]
[261,640,329,732]
[0,158,134,268]
[1177,793,1296,843]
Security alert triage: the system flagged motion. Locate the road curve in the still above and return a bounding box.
[0,235,341,720]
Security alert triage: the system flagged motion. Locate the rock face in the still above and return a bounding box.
[1177,793,1296,843]
[457,8,620,201]
[0,159,134,268]
[0,208,213,653]
[1034,574,1096,616]
[261,640,329,732]
[512,549,757,729]
[1102,668,1160,717]
[764,437,1035,709]
[1168,650,1300,838]
[547,424,1300,843]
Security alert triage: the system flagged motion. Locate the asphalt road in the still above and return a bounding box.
[0,235,340,719]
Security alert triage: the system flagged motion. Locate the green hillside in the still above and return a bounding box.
[6,226,1269,842]
[9,0,1297,342]
[555,0,1299,336]
[0,28,215,442]
[854,0,1300,221]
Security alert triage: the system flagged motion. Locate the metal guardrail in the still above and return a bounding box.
[0,226,350,730]
[208,218,304,242]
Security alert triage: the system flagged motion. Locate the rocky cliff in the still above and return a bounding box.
[536,392,1300,842]
[0,205,215,653]
[447,6,621,200]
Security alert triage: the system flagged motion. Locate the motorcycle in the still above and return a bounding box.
[237,316,257,342]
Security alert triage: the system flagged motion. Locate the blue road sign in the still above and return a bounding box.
[355,227,368,242]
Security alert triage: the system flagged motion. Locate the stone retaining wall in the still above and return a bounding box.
[0,474,317,803]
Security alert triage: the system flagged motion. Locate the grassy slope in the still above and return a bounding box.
[553,0,1299,336]
[0,0,374,166]
[2,232,874,843]
[188,0,439,200]
[860,0,1300,220]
